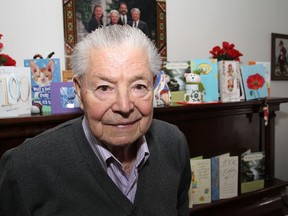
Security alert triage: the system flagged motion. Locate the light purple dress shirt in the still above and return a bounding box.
[82,116,150,203]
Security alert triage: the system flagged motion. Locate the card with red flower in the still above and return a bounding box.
[240,64,268,100]
[248,61,271,96]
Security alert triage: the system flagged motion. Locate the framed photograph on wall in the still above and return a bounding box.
[271,33,288,80]
[63,0,166,70]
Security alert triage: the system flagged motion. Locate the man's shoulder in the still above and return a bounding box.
[150,119,183,138]
[147,119,189,161]
[139,20,148,25]
[12,116,83,156]
[33,116,82,140]
[0,116,87,192]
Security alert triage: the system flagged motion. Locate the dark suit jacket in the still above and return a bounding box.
[128,20,150,38]
[0,117,191,216]
[118,14,131,25]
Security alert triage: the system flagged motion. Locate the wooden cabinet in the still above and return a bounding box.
[1,98,288,215]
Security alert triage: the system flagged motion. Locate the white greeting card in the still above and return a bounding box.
[0,67,32,118]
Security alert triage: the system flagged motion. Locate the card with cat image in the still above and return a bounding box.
[24,58,61,113]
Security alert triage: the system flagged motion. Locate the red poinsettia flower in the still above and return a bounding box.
[0,34,4,49]
[209,46,221,56]
[222,41,235,50]
[209,41,243,61]
[246,73,265,90]
[0,33,16,66]
[0,54,16,66]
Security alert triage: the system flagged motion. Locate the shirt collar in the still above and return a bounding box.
[82,116,150,169]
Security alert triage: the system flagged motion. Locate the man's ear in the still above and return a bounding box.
[73,76,84,109]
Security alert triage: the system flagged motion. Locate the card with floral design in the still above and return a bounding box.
[240,64,268,100]
[248,61,271,96]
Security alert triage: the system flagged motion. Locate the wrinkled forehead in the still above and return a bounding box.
[77,46,152,82]
[78,47,152,86]
[88,46,148,68]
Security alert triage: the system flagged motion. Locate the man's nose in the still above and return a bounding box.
[111,90,134,114]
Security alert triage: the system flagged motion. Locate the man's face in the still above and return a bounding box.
[74,46,154,148]
[119,4,128,15]
[131,11,140,21]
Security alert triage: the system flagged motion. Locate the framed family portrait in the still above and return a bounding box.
[63,0,166,70]
[271,33,288,80]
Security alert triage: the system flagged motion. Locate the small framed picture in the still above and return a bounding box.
[50,82,83,114]
[271,33,288,80]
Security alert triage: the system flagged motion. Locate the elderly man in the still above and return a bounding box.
[0,25,191,216]
[128,8,150,38]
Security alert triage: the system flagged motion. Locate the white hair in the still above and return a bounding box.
[131,8,141,14]
[109,9,119,17]
[71,25,161,77]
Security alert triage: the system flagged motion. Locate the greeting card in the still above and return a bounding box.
[24,58,61,113]
[218,60,242,102]
[248,61,271,96]
[190,58,219,102]
[50,82,82,114]
[241,64,268,100]
[0,67,31,118]
[190,157,211,205]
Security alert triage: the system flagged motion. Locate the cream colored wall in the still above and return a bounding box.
[0,0,65,69]
[0,0,287,180]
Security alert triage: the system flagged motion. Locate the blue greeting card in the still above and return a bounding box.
[240,64,268,100]
[190,59,219,102]
[24,58,61,113]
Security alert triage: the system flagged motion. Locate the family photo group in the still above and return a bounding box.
[76,0,157,43]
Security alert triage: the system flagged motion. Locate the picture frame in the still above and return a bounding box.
[63,0,166,70]
[271,33,288,80]
[50,82,83,114]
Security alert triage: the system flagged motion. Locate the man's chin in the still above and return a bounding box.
[102,138,138,149]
